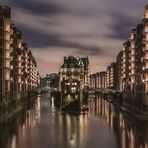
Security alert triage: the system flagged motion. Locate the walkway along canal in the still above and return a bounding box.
[0,94,147,148]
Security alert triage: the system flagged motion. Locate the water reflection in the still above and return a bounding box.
[89,95,148,148]
[0,95,147,148]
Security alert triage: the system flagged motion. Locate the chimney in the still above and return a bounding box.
[64,57,67,64]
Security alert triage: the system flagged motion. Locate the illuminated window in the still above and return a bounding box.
[146,33,148,41]
[131,42,135,49]
[5,21,10,32]
[5,70,10,80]
[6,42,10,49]
[130,33,134,40]
[145,26,148,33]
[145,8,148,18]
[5,60,10,67]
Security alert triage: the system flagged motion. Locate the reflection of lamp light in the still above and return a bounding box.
[143,79,145,83]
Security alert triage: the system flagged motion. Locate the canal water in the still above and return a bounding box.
[0,94,148,148]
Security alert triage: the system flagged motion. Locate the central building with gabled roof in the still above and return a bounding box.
[59,56,89,111]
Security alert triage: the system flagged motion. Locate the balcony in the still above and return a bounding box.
[142,47,148,52]
[145,24,148,32]
[143,68,148,73]
[144,58,148,62]
[142,38,148,43]
[143,38,146,43]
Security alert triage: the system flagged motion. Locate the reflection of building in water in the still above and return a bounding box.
[1,96,41,148]
[90,95,148,148]
[59,56,89,111]
[60,114,88,148]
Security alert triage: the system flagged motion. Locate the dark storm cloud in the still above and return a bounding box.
[22,27,103,55]
[75,46,104,56]
[21,27,62,47]
[5,0,65,15]
[108,12,140,40]
[59,42,104,56]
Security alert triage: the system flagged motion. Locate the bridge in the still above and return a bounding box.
[36,87,58,94]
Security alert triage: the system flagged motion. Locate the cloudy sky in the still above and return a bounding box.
[1,0,147,76]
